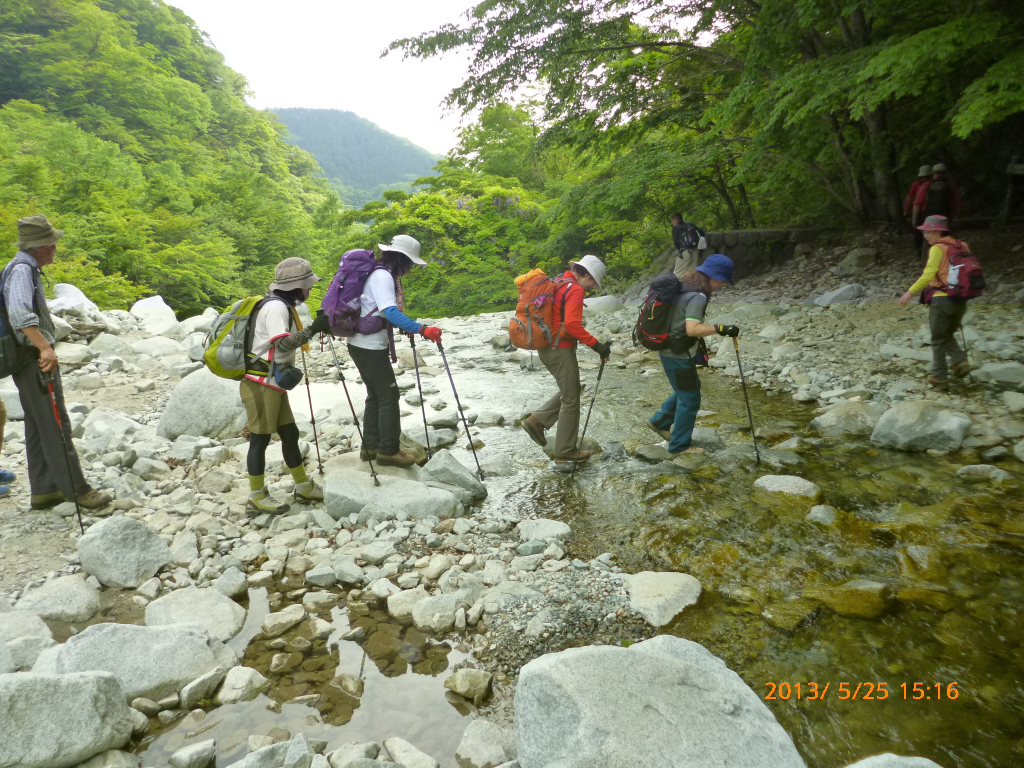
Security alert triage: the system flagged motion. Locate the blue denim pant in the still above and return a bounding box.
[650,356,701,453]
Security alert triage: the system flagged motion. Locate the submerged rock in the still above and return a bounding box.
[804,579,893,619]
[444,668,493,705]
[214,666,271,704]
[514,636,805,768]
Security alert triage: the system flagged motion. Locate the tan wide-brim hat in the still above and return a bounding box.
[570,254,607,288]
[16,214,64,249]
[377,234,426,266]
[269,257,320,292]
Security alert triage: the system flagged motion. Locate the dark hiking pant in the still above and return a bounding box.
[929,301,967,379]
[348,344,401,455]
[13,365,88,498]
[651,356,702,453]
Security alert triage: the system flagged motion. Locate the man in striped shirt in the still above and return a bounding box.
[1,215,111,510]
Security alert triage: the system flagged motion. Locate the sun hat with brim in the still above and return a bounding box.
[932,163,947,173]
[269,257,320,292]
[378,234,426,266]
[569,254,607,288]
[696,253,735,285]
[918,165,932,177]
[15,214,64,249]
[917,215,950,232]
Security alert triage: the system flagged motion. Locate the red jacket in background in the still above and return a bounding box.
[904,178,929,218]
[552,271,598,349]
[913,177,963,219]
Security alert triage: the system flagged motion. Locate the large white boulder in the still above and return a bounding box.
[870,401,971,452]
[455,720,508,768]
[53,623,235,702]
[157,367,247,440]
[181,308,219,335]
[517,518,571,543]
[0,386,23,420]
[130,295,184,339]
[421,449,487,502]
[0,672,134,768]
[81,408,147,440]
[323,469,458,521]
[145,586,247,641]
[809,400,880,437]
[623,571,702,627]
[973,361,1024,389]
[53,342,93,364]
[16,575,101,623]
[753,475,821,499]
[78,516,171,588]
[514,636,804,768]
[47,284,100,314]
[0,610,54,643]
[89,333,133,357]
[131,336,186,357]
[214,665,271,704]
[582,295,625,316]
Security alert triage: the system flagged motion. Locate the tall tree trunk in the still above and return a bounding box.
[861,105,904,224]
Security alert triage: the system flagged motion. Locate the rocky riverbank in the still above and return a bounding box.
[2,245,1021,768]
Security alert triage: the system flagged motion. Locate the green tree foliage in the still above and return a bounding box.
[0,0,343,314]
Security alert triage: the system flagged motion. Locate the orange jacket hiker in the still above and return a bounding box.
[551,271,599,349]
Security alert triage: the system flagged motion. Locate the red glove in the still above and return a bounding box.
[421,326,442,344]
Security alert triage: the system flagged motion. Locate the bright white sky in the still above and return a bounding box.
[167,0,476,155]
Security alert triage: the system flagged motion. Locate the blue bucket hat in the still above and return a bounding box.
[696,253,735,285]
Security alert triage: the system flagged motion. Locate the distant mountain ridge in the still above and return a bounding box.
[272,108,440,205]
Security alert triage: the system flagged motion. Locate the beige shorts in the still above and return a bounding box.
[240,379,295,435]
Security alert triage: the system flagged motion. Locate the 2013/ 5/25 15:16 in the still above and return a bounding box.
[763,682,960,701]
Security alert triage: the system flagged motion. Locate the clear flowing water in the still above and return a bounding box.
[140,341,1023,768]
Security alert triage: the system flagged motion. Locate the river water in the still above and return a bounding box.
[140,324,1023,768]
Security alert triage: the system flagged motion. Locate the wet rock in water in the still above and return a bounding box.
[444,668,493,705]
[169,739,217,768]
[635,444,675,463]
[53,623,235,701]
[421,449,487,502]
[0,671,134,768]
[955,464,1012,482]
[179,666,227,709]
[804,579,893,619]
[762,598,819,631]
[514,636,804,768]
[382,737,438,768]
[215,666,271,704]
[305,564,338,589]
[807,505,837,525]
[15,575,101,622]
[0,610,54,643]
[623,571,702,627]
[809,401,880,437]
[327,742,380,768]
[455,720,508,768]
[158,368,247,440]
[1015,439,1024,464]
[516,518,571,543]
[262,604,307,638]
[227,740,291,768]
[387,586,430,622]
[323,470,458,521]
[77,516,171,589]
[842,755,944,768]
[214,567,249,599]
[753,475,821,499]
[302,591,339,612]
[145,586,247,641]
[691,427,725,450]
[870,401,971,452]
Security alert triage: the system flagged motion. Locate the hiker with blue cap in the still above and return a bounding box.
[646,254,739,455]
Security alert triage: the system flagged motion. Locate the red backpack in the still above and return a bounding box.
[941,241,985,301]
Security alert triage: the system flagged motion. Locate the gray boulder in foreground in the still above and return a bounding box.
[145,586,247,641]
[421,449,487,502]
[53,622,235,702]
[157,367,247,440]
[514,636,804,768]
[323,470,458,521]
[77,516,171,588]
[0,671,134,768]
[870,401,971,452]
[809,400,879,437]
[16,575,101,623]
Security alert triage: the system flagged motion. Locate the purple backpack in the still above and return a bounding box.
[320,249,393,337]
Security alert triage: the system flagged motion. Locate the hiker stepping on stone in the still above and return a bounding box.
[242,257,329,514]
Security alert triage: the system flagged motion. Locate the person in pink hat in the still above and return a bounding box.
[898,215,971,385]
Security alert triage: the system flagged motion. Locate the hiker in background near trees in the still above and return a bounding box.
[242,257,330,513]
[347,235,442,468]
[912,164,962,259]
[905,165,932,256]
[648,254,739,455]
[0,215,111,510]
[671,213,706,280]
[521,255,612,464]
[898,215,971,387]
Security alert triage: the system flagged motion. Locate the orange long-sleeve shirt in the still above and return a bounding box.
[552,271,598,349]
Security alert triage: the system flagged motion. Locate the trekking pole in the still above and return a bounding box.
[732,337,761,465]
[299,348,324,475]
[959,325,974,382]
[436,342,484,481]
[571,359,605,479]
[321,331,380,486]
[409,335,433,459]
[40,371,84,535]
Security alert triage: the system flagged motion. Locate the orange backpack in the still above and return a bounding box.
[508,269,570,350]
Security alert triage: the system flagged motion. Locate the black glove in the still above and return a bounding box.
[592,341,612,358]
[715,324,740,338]
[309,313,331,335]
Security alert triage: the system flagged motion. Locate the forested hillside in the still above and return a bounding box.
[0,0,345,314]
[272,108,440,208]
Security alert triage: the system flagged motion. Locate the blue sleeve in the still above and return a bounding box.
[382,305,423,335]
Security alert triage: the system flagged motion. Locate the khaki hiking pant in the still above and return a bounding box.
[673,249,701,279]
[533,346,582,457]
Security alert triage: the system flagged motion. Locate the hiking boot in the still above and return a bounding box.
[647,420,671,441]
[672,446,706,455]
[521,415,547,447]
[31,491,64,510]
[293,480,324,503]
[553,450,591,464]
[376,450,417,468]
[951,361,973,378]
[928,376,949,388]
[76,489,113,510]
[359,447,378,462]
[0,486,9,498]
[0,469,15,484]
[246,488,289,516]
